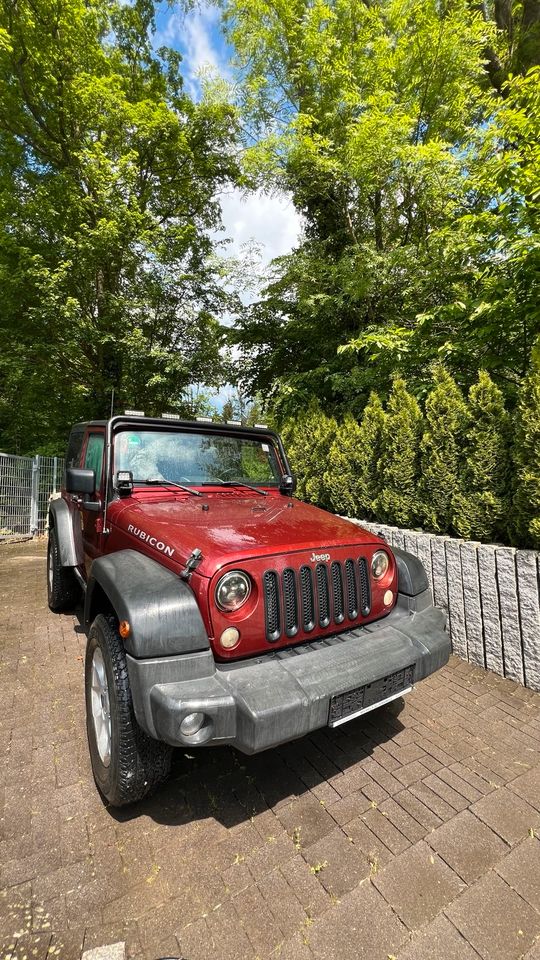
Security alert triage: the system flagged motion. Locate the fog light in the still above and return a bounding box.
[180,712,205,737]
[220,627,240,649]
[384,590,394,606]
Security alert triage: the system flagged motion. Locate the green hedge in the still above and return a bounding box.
[282,363,540,550]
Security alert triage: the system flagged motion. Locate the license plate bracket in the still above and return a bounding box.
[328,665,415,727]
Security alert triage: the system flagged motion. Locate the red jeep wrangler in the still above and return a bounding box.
[47,414,449,806]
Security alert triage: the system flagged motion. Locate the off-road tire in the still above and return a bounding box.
[47,526,80,611]
[85,614,172,807]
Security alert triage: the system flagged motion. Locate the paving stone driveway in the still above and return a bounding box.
[1,539,540,960]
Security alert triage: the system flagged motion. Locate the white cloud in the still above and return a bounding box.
[217,187,303,266]
[155,3,229,99]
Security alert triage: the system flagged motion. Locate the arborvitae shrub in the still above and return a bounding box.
[513,348,540,549]
[325,394,386,518]
[282,404,336,508]
[420,367,468,534]
[374,377,423,527]
[452,371,511,542]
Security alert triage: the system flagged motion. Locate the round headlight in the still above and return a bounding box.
[215,571,251,612]
[372,550,390,580]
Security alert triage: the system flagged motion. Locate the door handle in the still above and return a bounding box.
[82,500,102,513]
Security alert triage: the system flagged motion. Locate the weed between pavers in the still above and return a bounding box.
[309,861,328,875]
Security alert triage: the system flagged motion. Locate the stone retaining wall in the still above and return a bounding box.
[349,519,540,692]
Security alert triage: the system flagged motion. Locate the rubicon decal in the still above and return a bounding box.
[310,552,330,562]
[127,524,175,557]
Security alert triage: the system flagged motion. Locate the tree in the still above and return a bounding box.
[325,394,386,519]
[375,378,423,527]
[224,0,539,421]
[0,0,240,453]
[281,404,336,508]
[452,371,511,542]
[419,367,469,533]
[417,67,540,399]
[221,399,236,422]
[512,340,540,549]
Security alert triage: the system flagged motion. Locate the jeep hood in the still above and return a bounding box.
[111,493,383,578]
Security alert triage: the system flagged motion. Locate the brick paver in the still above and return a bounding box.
[1,539,540,960]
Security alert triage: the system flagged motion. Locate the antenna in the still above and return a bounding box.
[110,388,115,419]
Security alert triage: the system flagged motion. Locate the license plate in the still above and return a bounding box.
[328,665,415,727]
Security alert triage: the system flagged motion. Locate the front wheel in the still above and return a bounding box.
[85,615,172,806]
[47,526,80,611]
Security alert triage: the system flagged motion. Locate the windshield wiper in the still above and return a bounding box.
[201,478,268,497]
[143,478,202,498]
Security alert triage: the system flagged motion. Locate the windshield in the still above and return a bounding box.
[114,429,282,486]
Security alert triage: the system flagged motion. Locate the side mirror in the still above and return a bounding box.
[279,473,297,497]
[66,467,96,495]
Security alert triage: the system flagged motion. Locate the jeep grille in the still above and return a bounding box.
[263,558,371,643]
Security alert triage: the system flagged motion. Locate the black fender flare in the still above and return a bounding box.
[85,549,210,658]
[391,546,429,597]
[48,497,83,567]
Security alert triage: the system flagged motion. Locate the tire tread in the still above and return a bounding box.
[47,527,80,611]
[87,615,172,806]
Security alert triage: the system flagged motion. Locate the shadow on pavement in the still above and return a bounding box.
[107,700,406,830]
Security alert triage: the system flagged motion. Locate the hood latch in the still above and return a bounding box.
[180,548,203,580]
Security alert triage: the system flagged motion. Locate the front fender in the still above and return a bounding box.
[85,549,210,658]
[48,497,83,567]
[392,546,429,597]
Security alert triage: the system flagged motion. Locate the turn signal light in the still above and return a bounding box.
[383,590,394,607]
[119,620,131,638]
[219,627,240,649]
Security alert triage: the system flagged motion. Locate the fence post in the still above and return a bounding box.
[52,456,58,494]
[30,455,40,536]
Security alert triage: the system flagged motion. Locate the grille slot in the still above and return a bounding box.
[345,559,358,619]
[300,565,315,632]
[316,563,330,628]
[282,568,299,637]
[263,571,281,642]
[358,557,371,616]
[331,561,345,624]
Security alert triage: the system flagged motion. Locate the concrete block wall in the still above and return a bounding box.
[348,519,540,692]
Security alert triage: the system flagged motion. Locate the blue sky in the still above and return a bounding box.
[153,3,303,410]
[153,1,302,267]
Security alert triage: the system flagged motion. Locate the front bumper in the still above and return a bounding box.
[126,591,449,754]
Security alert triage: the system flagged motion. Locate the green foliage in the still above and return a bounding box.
[281,404,336,508]
[0,0,240,454]
[224,0,539,420]
[452,372,511,542]
[282,363,539,549]
[325,395,386,518]
[375,378,423,528]
[419,368,469,534]
[512,347,540,549]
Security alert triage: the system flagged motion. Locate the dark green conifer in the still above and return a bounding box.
[420,367,468,533]
[453,371,511,542]
[513,343,540,549]
[282,404,336,508]
[325,394,387,518]
[375,377,423,527]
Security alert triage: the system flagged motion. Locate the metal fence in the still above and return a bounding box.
[0,453,64,539]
